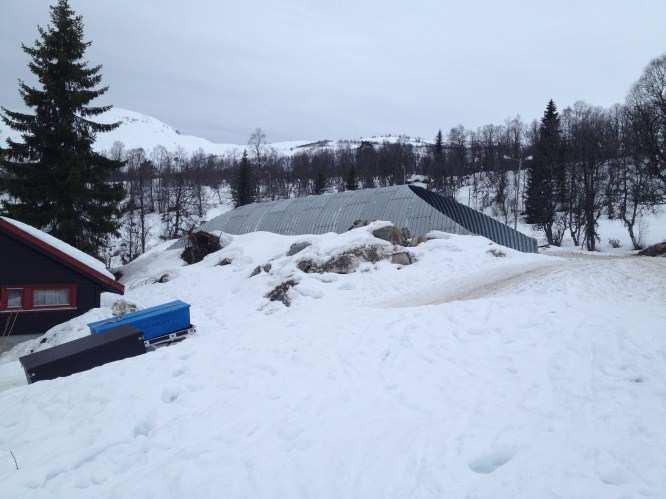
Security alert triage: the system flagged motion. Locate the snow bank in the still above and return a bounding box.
[1,225,665,498]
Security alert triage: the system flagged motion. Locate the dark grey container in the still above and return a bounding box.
[19,324,146,383]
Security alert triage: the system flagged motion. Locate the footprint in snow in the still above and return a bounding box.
[598,466,631,486]
[161,387,181,404]
[468,449,515,474]
[133,420,154,438]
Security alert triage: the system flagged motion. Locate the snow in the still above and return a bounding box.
[1,221,666,498]
[456,178,666,254]
[93,108,314,157]
[0,107,312,157]
[1,216,115,280]
[0,107,432,158]
[515,207,666,255]
[0,107,313,157]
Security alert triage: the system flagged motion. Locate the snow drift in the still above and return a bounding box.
[1,224,666,498]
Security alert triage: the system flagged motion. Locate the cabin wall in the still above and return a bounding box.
[0,231,103,335]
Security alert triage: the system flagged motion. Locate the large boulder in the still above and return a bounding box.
[298,254,359,274]
[638,241,666,257]
[181,230,222,264]
[390,251,414,265]
[297,245,386,274]
[372,224,411,246]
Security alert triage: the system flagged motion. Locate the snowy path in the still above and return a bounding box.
[379,259,561,307]
[416,253,666,305]
[1,234,665,498]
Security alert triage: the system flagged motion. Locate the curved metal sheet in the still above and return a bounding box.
[200,185,538,252]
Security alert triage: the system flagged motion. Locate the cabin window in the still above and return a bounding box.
[1,284,76,311]
[6,288,23,308]
[33,288,71,307]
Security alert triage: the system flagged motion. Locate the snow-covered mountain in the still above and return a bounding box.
[0,107,431,157]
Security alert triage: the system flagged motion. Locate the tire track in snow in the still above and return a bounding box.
[378,260,560,308]
[381,254,666,307]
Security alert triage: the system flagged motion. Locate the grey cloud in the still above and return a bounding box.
[1,0,665,143]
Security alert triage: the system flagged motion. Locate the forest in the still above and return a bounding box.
[112,53,665,261]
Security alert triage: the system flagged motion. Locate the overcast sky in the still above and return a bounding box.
[1,0,665,143]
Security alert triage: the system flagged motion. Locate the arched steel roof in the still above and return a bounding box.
[201,185,537,252]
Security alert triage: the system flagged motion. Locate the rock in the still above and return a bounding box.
[347,245,385,263]
[372,224,411,246]
[297,244,386,274]
[390,251,414,265]
[265,279,297,306]
[181,230,222,264]
[111,298,138,317]
[250,263,272,277]
[287,241,311,256]
[372,225,401,244]
[400,227,412,244]
[298,254,359,274]
[324,254,360,274]
[297,260,313,273]
[348,219,371,230]
[218,257,233,266]
[487,248,506,258]
[638,241,666,257]
[155,273,170,283]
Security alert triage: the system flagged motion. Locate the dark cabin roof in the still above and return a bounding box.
[0,217,124,294]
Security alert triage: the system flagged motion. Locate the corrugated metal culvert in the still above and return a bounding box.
[201,185,537,253]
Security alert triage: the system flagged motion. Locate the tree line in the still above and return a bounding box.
[1,0,664,264]
[523,57,665,251]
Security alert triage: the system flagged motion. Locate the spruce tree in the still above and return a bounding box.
[345,165,358,191]
[0,0,124,256]
[313,170,327,195]
[432,129,445,190]
[525,99,562,244]
[232,151,255,207]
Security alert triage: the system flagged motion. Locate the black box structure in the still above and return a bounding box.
[19,324,146,383]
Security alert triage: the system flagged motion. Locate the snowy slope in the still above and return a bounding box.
[0,107,430,157]
[0,107,311,157]
[290,134,432,155]
[1,225,666,498]
[94,108,243,156]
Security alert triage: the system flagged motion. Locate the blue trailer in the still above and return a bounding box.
[88,300,195,348]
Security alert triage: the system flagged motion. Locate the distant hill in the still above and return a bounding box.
[0,107,431,157]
